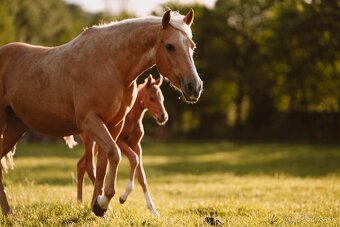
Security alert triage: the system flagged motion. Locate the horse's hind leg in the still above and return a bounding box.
[117,138,139,204]
[0,114,28,215]
[77,134,96,203]
[83,135,96,184]
[77,154,87,203]
[134,143,159,216]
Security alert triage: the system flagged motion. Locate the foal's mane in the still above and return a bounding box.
[93,12,192,38]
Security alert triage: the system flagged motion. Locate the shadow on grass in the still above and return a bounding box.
[8,141,340,186]
[145,154,340,177]
[143,141,340,177]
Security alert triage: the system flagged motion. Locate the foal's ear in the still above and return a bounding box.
[183,8,194,26]
[146,75,153,87]
[162,10,171,29]
[156,75,163,86]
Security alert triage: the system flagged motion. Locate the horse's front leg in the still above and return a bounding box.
[81,112,123,216]
[117,138,139,204]
[135,143,159,216]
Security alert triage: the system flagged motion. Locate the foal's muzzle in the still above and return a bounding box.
[181,78,203,103]
[155,113,168,125]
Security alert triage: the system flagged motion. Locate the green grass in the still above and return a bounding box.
[0,140,339,226]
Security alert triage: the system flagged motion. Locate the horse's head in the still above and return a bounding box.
[141,75,168,125]
[155,9,203,104]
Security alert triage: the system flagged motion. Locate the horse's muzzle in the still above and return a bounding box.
[156,113,168,125]
[181,79,203,103]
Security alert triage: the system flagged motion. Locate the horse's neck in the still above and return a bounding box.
[98,22,160,86]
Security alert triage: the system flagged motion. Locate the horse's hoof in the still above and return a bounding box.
[92,198,107,217]
[152,210,160,217]
[119,197,126,204]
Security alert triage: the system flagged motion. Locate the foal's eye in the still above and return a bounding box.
[165,43,175,52]
[150,97,155,102]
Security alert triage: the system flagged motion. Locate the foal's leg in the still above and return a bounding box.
[0,115,28,215]
[134,143,159,216]
[81,113,123,216]
[117,138,139,204]
[77,134,96,203]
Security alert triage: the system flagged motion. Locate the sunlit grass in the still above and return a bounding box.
[0,141,339,226]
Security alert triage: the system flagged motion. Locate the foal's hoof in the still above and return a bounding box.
[119,197,126,204]
[92,199,107,217]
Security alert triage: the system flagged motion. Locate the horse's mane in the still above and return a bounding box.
[93,12,192,38]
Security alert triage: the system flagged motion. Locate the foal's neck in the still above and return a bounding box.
[128,87,148,123]
[100,21,160,86]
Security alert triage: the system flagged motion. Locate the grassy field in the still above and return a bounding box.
[0,140,339,226]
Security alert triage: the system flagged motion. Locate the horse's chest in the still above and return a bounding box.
[100,83,137,124]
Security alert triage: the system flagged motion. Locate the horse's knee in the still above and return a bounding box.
[107,146,121,164]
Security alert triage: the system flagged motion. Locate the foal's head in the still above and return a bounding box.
[155,9,203,104]
[140,75,168,125]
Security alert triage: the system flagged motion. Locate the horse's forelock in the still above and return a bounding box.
[168,12,193,38]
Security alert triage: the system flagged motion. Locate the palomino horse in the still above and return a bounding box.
[0,9,202,216]
[65,75,167,216]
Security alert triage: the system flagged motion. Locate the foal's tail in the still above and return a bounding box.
[64,136,78,149]
[0,146,16,173]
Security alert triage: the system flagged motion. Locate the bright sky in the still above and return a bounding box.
[65,0,216,16]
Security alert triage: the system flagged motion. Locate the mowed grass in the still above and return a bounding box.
[0,140,339,226]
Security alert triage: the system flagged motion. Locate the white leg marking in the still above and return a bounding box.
[97,195,109,209]
[63,136,78,149]
[120,179,134,201]
[145,191,159,217]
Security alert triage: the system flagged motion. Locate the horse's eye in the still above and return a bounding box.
[150,97,155,102]
[165,43,175,52]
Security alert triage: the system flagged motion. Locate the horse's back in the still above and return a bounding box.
[0,42,50,84]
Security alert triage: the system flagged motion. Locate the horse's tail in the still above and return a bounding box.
[1,146,16,173]
[64,136,78,149]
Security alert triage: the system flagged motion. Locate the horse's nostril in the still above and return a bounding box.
[187,82,193,92]
[198,83,202,92]
[161,114,168,121]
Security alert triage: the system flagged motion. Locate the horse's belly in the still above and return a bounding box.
[20,111,79,136]
[10,97,79,136]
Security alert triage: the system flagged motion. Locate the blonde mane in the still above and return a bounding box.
[94,12,192,38]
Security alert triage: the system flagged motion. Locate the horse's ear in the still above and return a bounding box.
[162,10,171,29]
[156,75,163,86]
[183,8,194,26]
[146,75,153,87]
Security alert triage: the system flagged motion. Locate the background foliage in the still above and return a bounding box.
[1,0,339,142]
